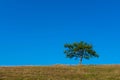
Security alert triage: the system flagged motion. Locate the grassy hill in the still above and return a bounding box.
[0,65,120,80]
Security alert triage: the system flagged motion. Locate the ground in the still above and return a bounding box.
[0,65,120,80]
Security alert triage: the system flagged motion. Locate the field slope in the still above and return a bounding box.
[0,65,120,80]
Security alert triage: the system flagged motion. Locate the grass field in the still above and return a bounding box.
[0,65,120,80]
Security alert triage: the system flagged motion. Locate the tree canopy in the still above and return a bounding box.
[64,41,99,64]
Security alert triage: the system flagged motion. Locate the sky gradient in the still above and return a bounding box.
[0,0,120,66]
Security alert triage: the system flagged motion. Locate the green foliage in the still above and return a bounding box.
[64,41,99,64]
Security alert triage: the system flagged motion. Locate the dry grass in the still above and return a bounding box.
[0,65,120,80]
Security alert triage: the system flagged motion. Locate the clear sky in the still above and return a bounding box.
[0,0,120,66]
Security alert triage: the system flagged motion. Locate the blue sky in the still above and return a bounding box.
[0,0,120,65]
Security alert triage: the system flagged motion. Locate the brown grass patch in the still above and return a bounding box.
[0,65,120,80]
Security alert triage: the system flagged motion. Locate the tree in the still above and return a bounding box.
[64,41,99,65]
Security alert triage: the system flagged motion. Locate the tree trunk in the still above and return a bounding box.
[79,50,84,65]
[79,57,83,65]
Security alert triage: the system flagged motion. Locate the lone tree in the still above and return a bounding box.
[64,41,99,65]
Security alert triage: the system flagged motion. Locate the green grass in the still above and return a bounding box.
[0,65,120,80]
